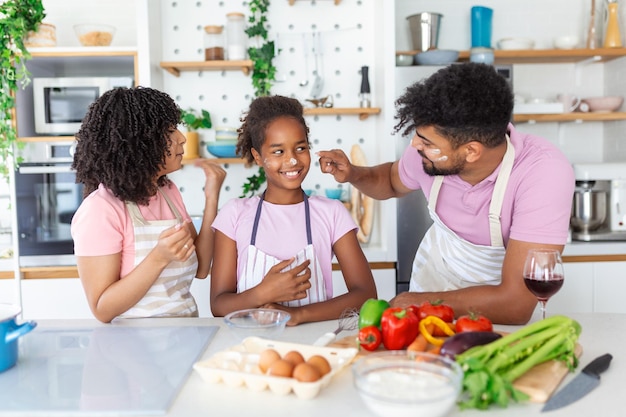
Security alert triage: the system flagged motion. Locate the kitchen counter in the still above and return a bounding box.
[0,312,621,417]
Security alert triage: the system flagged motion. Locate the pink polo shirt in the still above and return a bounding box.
[397,124,575,246]
[71,182,191,278]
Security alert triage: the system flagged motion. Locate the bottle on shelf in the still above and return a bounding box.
[359,65,371,108]
[225,12,247,60]
[603,1,622,48]
[204,25,224,61]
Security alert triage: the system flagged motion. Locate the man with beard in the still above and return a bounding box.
[317,63,574,325]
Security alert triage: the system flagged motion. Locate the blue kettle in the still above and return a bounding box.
[0,304,37,373]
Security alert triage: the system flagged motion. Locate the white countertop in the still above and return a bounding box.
[0,313,622,417]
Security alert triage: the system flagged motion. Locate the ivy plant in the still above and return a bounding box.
[0,0,46,181]
[180,108,212,131]
[240,0,275,197]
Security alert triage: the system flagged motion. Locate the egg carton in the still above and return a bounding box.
[193,336,358,399]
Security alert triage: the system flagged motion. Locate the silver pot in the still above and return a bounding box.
[570,181,607,233]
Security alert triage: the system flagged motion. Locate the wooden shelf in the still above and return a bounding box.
[303,107,381,120]
[513,111,626,123]
[397,48,626,65]
[160,60,253,77]
[17,136,75,142]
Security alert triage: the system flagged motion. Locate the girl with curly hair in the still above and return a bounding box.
[210,95,377,325]
[71,86,226,322]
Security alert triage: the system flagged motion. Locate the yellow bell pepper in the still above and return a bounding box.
[419,315,456,346]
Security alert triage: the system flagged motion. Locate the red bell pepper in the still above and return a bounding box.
[380,307,420,350]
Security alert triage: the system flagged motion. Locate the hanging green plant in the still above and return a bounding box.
[0,0,46,181]
[240,0,274,197]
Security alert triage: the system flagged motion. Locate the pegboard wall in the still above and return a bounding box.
[161,1,384,229]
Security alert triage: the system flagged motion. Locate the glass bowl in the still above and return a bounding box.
[74,24,116,46]
[223,308,290,341]
[352,350,463,417]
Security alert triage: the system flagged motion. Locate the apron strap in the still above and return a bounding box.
[250,190,312,246]
[487,135,515,247]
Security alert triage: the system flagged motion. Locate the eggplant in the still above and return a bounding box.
[440,331,502,359]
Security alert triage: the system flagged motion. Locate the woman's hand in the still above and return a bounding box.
[194,159,226,200]
[154,221,195,264]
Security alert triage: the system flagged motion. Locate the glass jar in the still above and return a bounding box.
[204,25,224,61]
[225,12,247,60]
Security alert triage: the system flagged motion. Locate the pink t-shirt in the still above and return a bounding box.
[70,182,191,278]
[211,195,357,294]
[397,123,575,246]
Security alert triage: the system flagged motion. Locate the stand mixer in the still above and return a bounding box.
[571,163,626,241]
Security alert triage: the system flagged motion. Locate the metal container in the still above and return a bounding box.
[570,181,608,233]
[406,12,443,52]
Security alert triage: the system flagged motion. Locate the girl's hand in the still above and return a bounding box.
[154,221,195,263]
[194,160,226,199]
[258,258,312,304]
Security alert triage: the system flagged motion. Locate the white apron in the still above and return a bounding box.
[238,192,327,307]
[410,136,515,291]
[120,189,198,318]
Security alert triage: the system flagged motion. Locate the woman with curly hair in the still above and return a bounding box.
[71,86,226,322]
[318,63,574,325]
[210,95,376,325]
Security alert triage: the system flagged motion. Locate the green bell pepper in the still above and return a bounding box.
[358,298,390,329]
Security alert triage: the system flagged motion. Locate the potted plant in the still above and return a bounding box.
[180,108,212,160]
[0,0,46,181]
[240,0,274,197]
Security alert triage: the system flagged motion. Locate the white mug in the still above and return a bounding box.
[557,94,581,113]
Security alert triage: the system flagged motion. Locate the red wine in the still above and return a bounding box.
[524,275,564,301]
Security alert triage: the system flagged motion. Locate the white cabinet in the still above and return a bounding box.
[332,269,396,302]
[20,278,92,320]
[549,261,626,315]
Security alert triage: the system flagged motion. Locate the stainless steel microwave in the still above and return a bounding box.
[32,76,134,135]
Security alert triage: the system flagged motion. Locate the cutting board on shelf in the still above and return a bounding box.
[329,335,583,403]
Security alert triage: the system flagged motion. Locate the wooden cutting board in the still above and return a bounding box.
[330,334,583,403]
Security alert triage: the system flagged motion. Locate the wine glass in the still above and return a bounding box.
[523,249,565,320]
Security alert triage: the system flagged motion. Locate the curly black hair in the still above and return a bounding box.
[237,95,310,164]
[393,63,513,149]
[72,86,182,205]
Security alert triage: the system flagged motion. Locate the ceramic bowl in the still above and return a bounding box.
[352,350,463,417]
[223,308,290,341]
[582,96,624,112]
[553,35,580,50]
[215,126,239,141]
[74,24,116,46]
[206,140,238,158]
[396,54,414,66]
[469,47,495,64]
[497,37,535,50]
[414,49,459,66]
[324,188,343,200]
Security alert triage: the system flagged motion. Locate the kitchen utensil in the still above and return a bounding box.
[471,6,493,48]
[469,47,493,64]
[352,350,462,417]
[359,65,371,107]
[542,353,613,412]
[309,31,324,98]
[553,35,580,49]
[587,0,598,48]
[497,37,535,50]
[396,53,414,66]
[206,141,238,158]
[299,33,310,87]
[224,308,290,341]
[581,95,624,112]
[406,12,442,52]
[0,304,37,373]
[313,308,359,346]
[522,249,564,320]
[557,93,581,112]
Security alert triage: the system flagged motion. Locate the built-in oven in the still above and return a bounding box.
[14,140,82,266]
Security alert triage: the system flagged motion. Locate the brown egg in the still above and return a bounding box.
[292,362,322,382]
[268,359,294,378]
[307,355,331,376]
[258,349,281,373]
[283,350,305,366]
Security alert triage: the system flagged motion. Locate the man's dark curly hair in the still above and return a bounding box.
[393,63,513,149]
[237,95,310,164]
[72,86,181,205]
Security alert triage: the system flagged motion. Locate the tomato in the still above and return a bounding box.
[455,313,493,333]
[417,300,455,323]
[358,325,383,351]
